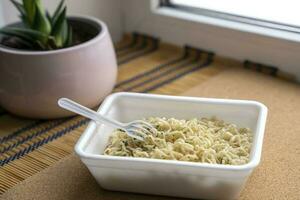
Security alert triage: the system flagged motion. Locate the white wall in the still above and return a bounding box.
[0,0,122,42]
[122,0,300,81]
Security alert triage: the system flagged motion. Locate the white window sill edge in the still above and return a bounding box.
[152,6,300,44]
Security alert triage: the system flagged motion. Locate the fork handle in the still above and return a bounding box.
[58,98,123,128]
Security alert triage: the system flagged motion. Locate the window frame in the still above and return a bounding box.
[161,0,300,34]
[151,0,300,43]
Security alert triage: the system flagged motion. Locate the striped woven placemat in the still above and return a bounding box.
[0,32,288,194]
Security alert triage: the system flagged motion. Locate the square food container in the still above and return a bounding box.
[75,92,268,200]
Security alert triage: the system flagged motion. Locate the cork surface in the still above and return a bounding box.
[2,68,300,200]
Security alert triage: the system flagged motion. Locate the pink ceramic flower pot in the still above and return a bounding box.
[0,16,117,118]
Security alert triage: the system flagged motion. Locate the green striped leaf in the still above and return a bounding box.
[10,0,28,26]
[35,40,47,49]
[22,0,38,26]
[46,11,52,24]
[66,25,73,46]
[32,1,51,35]
[11,0,26,16]
[52,0,65,25]
[0,27,48,43]
[47,36,58,49]
[51,7,68,47]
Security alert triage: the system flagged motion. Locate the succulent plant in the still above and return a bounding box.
[0,0,72,50]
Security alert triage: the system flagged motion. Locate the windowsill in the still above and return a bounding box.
[152,6,300,43]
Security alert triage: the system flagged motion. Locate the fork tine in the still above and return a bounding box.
[129,129,151,138]
[127,128,148,139]
[131,120,157,132]
[128,127,149,136]
[125,130,144,141]
[129,124,152,134]
[124,120,157,141]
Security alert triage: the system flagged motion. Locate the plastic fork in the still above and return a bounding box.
[58,98,156,141]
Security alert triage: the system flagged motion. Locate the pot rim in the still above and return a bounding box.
[0,15,107,55]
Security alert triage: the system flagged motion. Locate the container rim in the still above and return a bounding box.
[75,92,268,171]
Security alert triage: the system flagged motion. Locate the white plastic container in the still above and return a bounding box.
[75,92,268,200]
